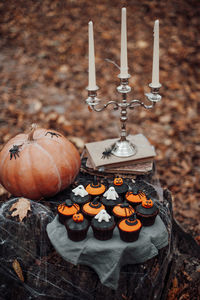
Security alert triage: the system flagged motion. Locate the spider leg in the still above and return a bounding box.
[45,131,61,138]
[45,132,52,137]
[10,153,13,160]
[61,204,66,212]
[139,191,145,197]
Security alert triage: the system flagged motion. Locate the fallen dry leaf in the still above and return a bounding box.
[167,277,179,300]
[12,259,24,282]
[10,198,31,222]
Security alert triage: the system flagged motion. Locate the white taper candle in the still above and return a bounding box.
[151,20,160,88]
[119,7,129,78]
[88,21,98,91]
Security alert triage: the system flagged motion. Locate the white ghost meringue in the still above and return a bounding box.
[94,209,111,222]
[103,187,119,200]
[72,185,88,197]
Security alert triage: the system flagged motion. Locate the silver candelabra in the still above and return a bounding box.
[85,76,162,158]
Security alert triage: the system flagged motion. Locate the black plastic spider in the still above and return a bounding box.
[9,145,21,160]
[101,143,115,159]
[45,131,61,138]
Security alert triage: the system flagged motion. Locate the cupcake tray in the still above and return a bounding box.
[46,215,168,290]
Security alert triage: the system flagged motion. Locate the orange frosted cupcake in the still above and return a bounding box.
[118,214,142,242]
[86,176,106,199]
[125,186,147,208]
[82,197,105,221]
[112,202,135,222]
[57,199,80,224]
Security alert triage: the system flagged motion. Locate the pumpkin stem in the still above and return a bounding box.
[27,124,37,141]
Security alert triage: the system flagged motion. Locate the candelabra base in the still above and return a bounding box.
[111,139,137,157]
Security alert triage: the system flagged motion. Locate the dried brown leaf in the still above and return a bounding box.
[10,198,31,222]
[167,277,180,300]
[12,259,24,282]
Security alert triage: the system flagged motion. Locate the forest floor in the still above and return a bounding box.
[0,0,199,298]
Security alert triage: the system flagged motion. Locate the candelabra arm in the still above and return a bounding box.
[86,90,120,112]
[91,100,119,112]
[127,84,162,110]
[128,99,155,110]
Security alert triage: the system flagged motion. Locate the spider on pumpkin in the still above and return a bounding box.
[9,145,22,160]
[45,131,61,138]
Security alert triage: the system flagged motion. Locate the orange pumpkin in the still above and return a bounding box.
[73,213,84,223]
[114,177,123,186]
[0,125,81,200]
[142,199,153,208]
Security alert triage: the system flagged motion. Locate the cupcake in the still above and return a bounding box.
[82,197,105,221]
[65,212,89,242]
[125,186,147,208]
[110,176,129,197]
[86,176,106,199]
[136,198,159,226]
[101,187,121,214]
[118,213,142,242]
[134,180,158,199]
[91,209,115,240]
[57,199,80,224]
[112,202,135,222]
[70,185,90,207]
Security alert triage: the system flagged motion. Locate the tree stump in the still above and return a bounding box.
[0,198,54,300]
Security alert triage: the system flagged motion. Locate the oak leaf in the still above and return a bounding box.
[9,198,31,222]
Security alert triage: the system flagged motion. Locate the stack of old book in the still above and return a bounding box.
[83,134,156,175]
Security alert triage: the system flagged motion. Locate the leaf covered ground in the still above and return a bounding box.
[0,0,199,297]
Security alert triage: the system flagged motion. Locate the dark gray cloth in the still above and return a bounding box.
[46,215,168,290]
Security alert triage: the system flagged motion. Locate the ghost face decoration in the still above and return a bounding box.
[94,209,111,223]
[72,185,88,197]
[103,187,119,200]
